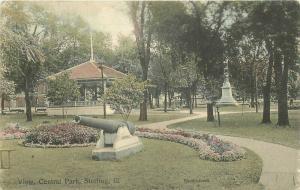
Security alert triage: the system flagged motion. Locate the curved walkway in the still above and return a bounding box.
[138,112,299,190]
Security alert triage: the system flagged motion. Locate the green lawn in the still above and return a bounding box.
[0,139,263,190]
[192,103,278,113]
[0,111,190,130]
[169,110,300,149]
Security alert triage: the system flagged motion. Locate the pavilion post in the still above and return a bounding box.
[100,65,107,118]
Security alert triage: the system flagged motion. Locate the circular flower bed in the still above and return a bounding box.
[136,128,245,162]
[23,123,100,148]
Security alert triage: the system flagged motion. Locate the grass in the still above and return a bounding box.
[0,139,263,190]
[0,111,190,130]
[169,110,300,149]
[192,102,278,113]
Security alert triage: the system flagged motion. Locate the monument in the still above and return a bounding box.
[217,60,238,106]
[74,116,143,160]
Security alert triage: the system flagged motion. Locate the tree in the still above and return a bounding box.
[0,2,46,121]
[113,35,141,77]
[128,2,153,121]
[0,66,15,114]
[46,72,80,117]
[261,40,274,123]
[226,22,268,113]
[105,75,145,121]
[173,56,198,114]
[149,2,188,112]
[288,71,300,100]
[187,2,226,121]
[248,1,300,126]
[150,42,175,112]
[42,15,113,74]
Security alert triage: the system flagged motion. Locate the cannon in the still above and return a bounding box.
[74,116,143,160]
[74,116,136,135]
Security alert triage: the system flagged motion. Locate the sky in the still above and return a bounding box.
[1,1,134,46]
[40,1,134,46]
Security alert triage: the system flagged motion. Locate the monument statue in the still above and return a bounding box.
[217,60,238,106]
[74,116,143,160]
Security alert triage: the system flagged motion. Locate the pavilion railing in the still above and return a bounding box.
[48,101,103,108]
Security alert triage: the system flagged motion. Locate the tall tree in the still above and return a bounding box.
[173,55,198,114]
[128,2,153,121]
[150,42,175,112]
[113,35,141,77]
[0,2,46,121]
[249,1,300,126]
[149,2,188,111]
[188,1,225,121]
[42,15,113,74]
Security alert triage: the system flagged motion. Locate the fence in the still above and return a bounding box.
[48,101,103,108]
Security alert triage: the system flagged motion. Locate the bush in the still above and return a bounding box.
[136,128,245,162]
[24,123,99,145]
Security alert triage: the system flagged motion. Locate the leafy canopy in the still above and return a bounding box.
[105,75,145,120]
[47,73,80,105]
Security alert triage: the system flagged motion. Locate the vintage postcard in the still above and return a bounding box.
[0,1,299,190]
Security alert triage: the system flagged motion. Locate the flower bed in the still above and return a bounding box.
[136,128,245,162]
[0,125,28,140]
[22,142,96,148]
[23,123,99,147]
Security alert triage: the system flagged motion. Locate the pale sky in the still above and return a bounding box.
[41,1,134,45]
[1,1,134,46]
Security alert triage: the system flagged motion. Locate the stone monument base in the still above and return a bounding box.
[92,137,143,160]
[216,101,239,106]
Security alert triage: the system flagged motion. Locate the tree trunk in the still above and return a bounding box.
[262,45,273,124]
[1,94,4,115]
[139,66,148,121]
[132,2,151,121]
[148,92,153,109]
[273,47,290,126]
[277,54,289,126]
[194,93,197,108]
[207,103,214,121]
[24,87,32,122]
[189,87,193,114]
[255,73,258,113]
[191,93,194,110]
[250,70,255,108]
[180,94,183,107]
[164,83,167,112]
[139,90,148,121]
[168,90,172,108]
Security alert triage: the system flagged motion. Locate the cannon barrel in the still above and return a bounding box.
[74,116,135,135]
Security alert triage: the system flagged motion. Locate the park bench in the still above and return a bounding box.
[0,149,15,169]
[36,108,47,112]
[9,109,24,113]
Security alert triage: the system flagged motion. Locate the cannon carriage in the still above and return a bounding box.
[74,116,143,160]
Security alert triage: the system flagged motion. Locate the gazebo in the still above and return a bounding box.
[45,59,126,116]
[45,59,126,115]
[47,59,126,102]
[44,34,126,115]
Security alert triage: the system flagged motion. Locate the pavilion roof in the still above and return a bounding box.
[47,60,126,81]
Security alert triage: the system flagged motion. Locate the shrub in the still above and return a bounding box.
[24,123,99,145]
[105,75,145,120]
